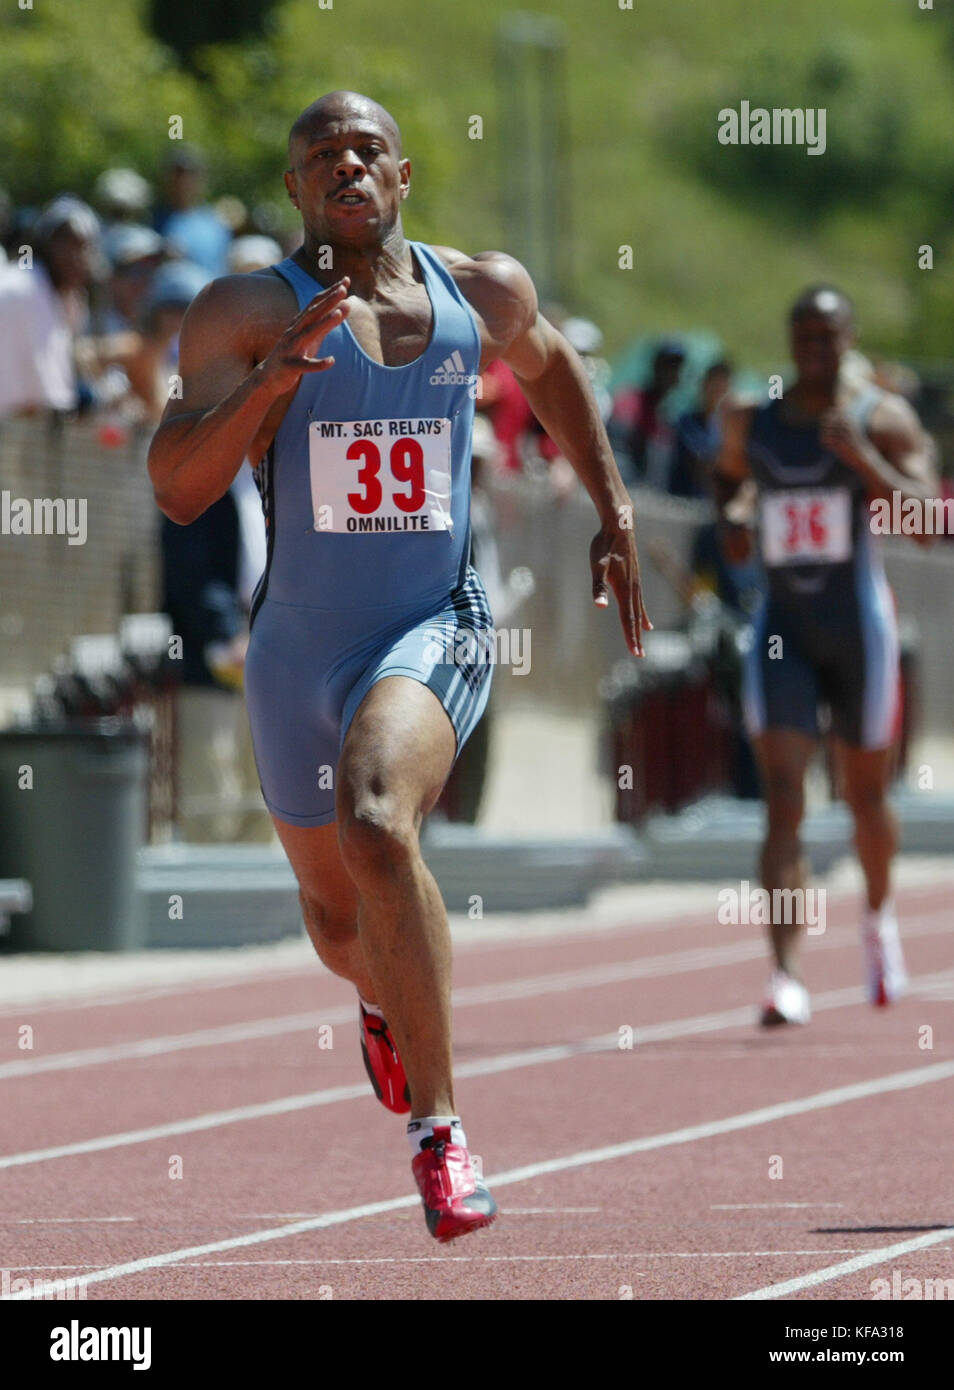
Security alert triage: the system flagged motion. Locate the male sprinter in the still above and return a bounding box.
[715,286,937,1025]
[148,91,650,1240]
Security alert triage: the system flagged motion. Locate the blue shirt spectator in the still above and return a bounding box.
[670,360,733,499]
[154,147,231,277]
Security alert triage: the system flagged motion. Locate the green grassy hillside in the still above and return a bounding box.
[2,0,952,368]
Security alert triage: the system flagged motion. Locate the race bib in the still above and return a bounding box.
[309,418,453,535]
[760,488,852,566]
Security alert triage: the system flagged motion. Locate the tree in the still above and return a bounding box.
[146,0,282,70]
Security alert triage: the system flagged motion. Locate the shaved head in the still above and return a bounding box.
[288,90,402,165]
[789,284,854,328]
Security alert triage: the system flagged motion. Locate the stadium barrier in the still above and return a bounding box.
[1,415,951,735]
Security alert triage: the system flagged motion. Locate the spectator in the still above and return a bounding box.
[611,339,686,488]
[121,259,210,421]
[73,225,171,423]
[226,235,282,275]
[154,147,231,277]
[524,316,612,502]
[99,224,167,332]
[80,258,210,424]
[479,357,534,472]
[92,168,154,228]
[670,360,733,499]
[480,316,608,495]
[690,514,764,619]
[562,316,613,423]
[215,196,250,240]
[0,195,99,419]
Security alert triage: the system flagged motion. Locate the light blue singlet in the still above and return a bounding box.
[243,243,494,827]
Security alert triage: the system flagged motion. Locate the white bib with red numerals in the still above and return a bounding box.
[308,417,453,535]
[760,488,852,567]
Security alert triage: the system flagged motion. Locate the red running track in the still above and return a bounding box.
[1,880,953,1301]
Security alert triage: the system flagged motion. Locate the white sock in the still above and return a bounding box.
[358,993,385,1019]
[862,900,897,935]
[407,1115,467,1154]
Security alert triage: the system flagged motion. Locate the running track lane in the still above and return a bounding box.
[1,882,952,1300]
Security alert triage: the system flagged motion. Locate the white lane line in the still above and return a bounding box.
[3,911,950,1083]
[237,1214,334,1220]
[0,1199,423,1299]
[737,1228,954,1300]
[0,963,313,1020]
[0,1081,374,1168]
[0,896,818,1019]
[5,1055,954,1299]
[10,1217,135,1224]
[712,1203,845,1210]
[0,1250,871,1271]
[181,1250,866,1264]
[4,966,953,1171]
[237,1207,602,1218]
[0,906,740,1020]
[499,1208,602,1215]
[0,1008,349,1081]
[0,942,767,1081]
[0,937,776,1081]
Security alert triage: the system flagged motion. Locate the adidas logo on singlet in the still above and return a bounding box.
[429,350,478,388]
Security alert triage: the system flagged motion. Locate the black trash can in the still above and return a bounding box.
[0,719,149,951]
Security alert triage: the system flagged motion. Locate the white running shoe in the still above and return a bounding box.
[760,970,812,1026]
[861,902,908,1006]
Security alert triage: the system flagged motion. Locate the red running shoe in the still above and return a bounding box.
[358,1001,411,1114]
[412,1126,498,1242]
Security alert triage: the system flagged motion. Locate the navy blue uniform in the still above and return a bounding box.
[741,388,900,748]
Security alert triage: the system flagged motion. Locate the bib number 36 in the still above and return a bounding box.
[761,488,852,566]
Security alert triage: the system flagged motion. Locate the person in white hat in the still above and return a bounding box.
[0,196,100,418]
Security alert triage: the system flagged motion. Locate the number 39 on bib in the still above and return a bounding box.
[309,418,454,535]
